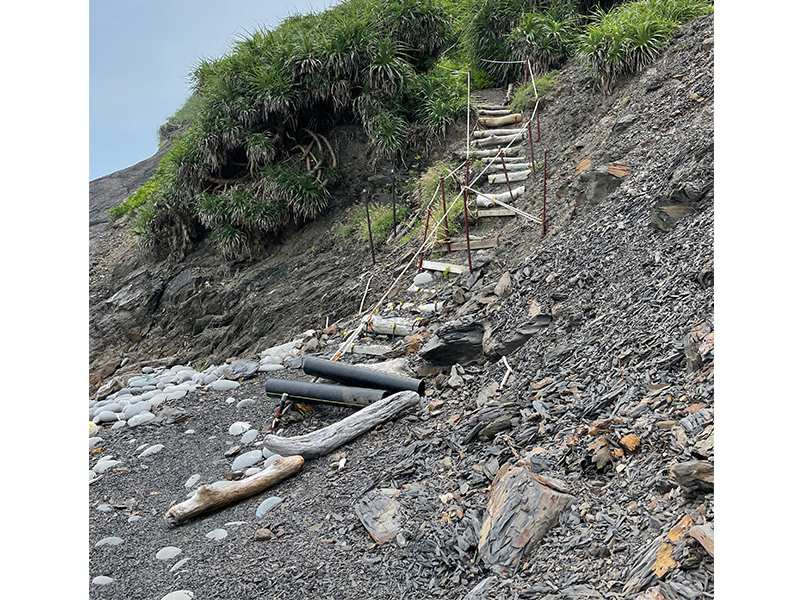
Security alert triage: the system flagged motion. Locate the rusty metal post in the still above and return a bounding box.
[364,189,376,265]
[391,167,397,236]
[417,205,432,273]
[542,150,548,238]
[440,175,451,253]
[536,105,541,142]
[498,149,517,220]
[461,180,473,274]
[527,120,535,177]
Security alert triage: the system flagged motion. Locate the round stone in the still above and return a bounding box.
[240,429,259,445]
[92,576,114,586]
[89,437,103,450]
[228,422,251,436]
[236,398,256,409]
[93,460,121,474]
[231,450,263,471]
[169,558,191,572]
[184,474,201,488]
[128,412,155,427]
[160,592,194,600]
[128,515,142,523]
[95,411,119,423]
[211,379,240,392]
[256,496,282,518]
[94,536,124,547]
[205,528,228,541]
[122,401,152,420]
[263,454,283,468]
[139,444,164,458]
[155,546,182,560]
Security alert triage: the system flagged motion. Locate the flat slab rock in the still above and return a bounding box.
[478,465,575,573]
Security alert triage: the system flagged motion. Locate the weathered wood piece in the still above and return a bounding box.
[478,466,575,573]
[164,455,304,525]
[354,488,402,543]
[486,162,532,172]
[261,390,420,459]
[488,170,530,184]
[459,146,523,158]
[478,108,511,116]
[472,133,527,148]
[482,155,529,164]
[472,128,525,138]
[477,208,516,218]
[421,260,469,274]
[478,114,523,127]
[363,314,416,336]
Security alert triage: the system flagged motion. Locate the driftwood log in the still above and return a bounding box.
[472,133,527,148]
[164,455,304,525]
[487,170,531,184]
[261,390,420,459]
[477,114,523,127]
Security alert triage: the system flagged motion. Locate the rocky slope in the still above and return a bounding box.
[89,14,714,600]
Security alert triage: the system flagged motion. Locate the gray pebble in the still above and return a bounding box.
[263,454,283,468]
[122,401,152,420]
[139,444,164,458]
[92,576,114,586]
[244,467,261,477]
[128,412,155,427]
[93,460,121,474]
[236,398,256,409]
[89,437,103,450]
[95,536,124,547]
[155,546,182,560]
[228,422,251,435]
[169,558,191,572]
[95,411,119,423]
[211,379,240,392]
[240,429,259,445]
[160,591,194,600]
[96,503,112,512]
[184,474,201,488]
[231,450,263,471]
[205,528,228,541]
[256,496,282,518]
[111,421,127,430]
[127,515,142,523]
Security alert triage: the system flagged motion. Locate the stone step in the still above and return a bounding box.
[488,170,530,184]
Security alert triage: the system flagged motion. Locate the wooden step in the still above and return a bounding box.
[477,208,516,218]
[472,132,527,148]
[476,186,525,207]
[478,114,523,127]
[482,155,529,164]
[421,260,469,275]
[486,162,532,172]
[478,109,511,116]
[437,234,500,251]
[459,146,524,159]
[488,170,530,184]
[473,128,526,139]
[475,103,507,111]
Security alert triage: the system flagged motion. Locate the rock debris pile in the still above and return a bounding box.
[89,15,714,600]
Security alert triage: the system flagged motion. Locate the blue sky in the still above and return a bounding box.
[90,0,339,180]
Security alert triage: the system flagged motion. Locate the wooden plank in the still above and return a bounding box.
[421,260,469,274]
[488,170,530,184]
[472,132,527,148]
[477,114,523,127]
[478,208,516,218]
[472,128,524,138]
[459,146,523,158]
[438,235,500,251]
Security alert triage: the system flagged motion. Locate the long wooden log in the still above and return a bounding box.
[363,314,416,336]
[478,114,523,127]
[476,186,525,207]
[478,109,511,116]
[472,133,527,148]
[261,390,420,459]
[472,128,526,139]
[482,155,529,164]
[488,170,531,184]
[458,146,523,159]
[486,162,532,172]
[163,455,304,525]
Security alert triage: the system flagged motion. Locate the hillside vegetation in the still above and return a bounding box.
[110,0,711,260]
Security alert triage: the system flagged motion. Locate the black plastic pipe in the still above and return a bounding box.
[262,378,387,408]
[301,356,425,396]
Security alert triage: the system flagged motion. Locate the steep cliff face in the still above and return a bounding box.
[89,14,713,395]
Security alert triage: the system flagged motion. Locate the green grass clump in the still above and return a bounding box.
[509,1,579,75]
[576,0,713,93]
[509,70,558,112]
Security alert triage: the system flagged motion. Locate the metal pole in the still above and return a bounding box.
[440,175,451,253]
[498,149,517,220]
[417,205,432,273]
[527,120,535,177]
[536,106,541,142]
[364,189,375,265]
[542,150,547,238]
[462,180,473,274]
[391,167,396,236]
